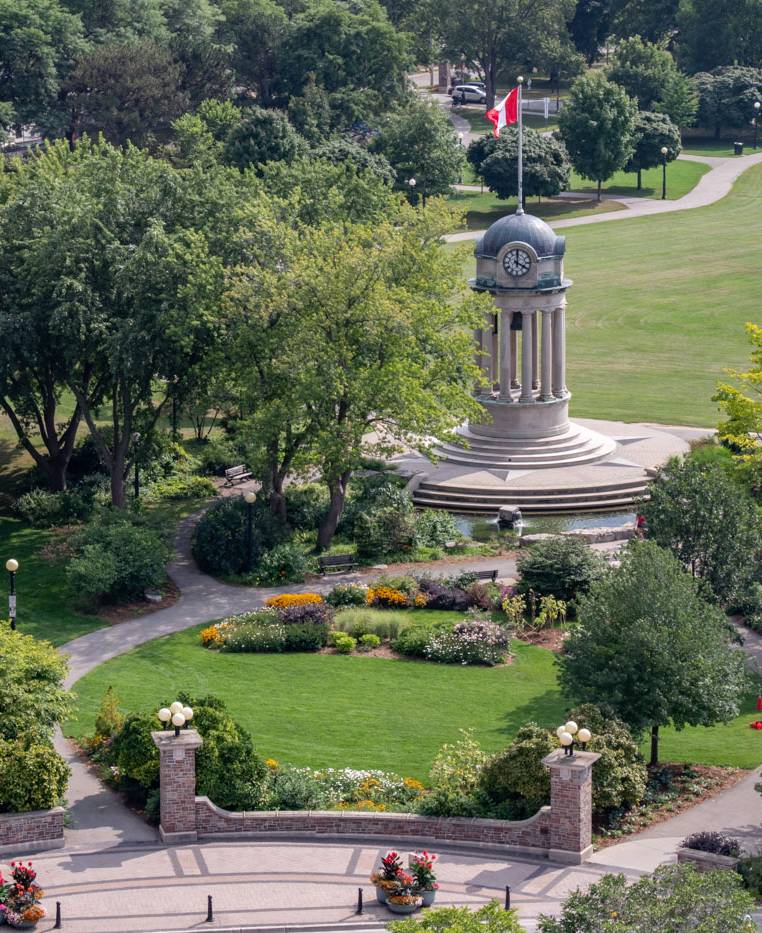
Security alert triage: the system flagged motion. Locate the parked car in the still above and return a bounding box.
[451,84,487,105]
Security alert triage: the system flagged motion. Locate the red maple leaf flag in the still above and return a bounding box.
[485,87,520,138]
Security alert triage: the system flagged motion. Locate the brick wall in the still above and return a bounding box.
[0,807,65,855]
[196,797,552,854]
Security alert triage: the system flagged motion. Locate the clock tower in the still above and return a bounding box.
[468,211,576,440]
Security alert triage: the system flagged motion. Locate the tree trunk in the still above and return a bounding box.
[485,64,496,110]
[316,471,351,551]
[43,454,70,492]
[637,168,642,190]
[110,464,126,509]
[649,724,659,767]
[597,179,602,201]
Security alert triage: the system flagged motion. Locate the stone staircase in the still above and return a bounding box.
[412,476,650,513]
[432,424,617,470]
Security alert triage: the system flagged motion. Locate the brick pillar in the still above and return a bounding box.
[542,749,600,864]
[152,730,203,844]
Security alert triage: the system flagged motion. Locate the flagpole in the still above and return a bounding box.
[517,75,524,215]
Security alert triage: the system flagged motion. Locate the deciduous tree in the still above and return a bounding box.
[693,66,762,139]
[474,127,571,202]
[559,540,750,765]
[624,111,681,189]
[677,0,762,73]
[558,71,637,199]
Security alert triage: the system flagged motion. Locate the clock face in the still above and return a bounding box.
[503,248,531,278]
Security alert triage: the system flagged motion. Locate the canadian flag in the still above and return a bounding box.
[485,87,519,138]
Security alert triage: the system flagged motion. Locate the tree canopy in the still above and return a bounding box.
[677,0,762,73]
[624,110,681,188]
[559,540,750,765]
[473,127,571,202]
[558,71,638,197]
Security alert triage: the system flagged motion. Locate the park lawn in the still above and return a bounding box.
[0,517,104,645]
[66,622,762,779]
[681,137,760,157]
[449,190,624,231]
[569,159,709,200]
[459,162,762,426]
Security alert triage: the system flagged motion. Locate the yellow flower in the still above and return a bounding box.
[265,758,279,769]
[200,625,223,647]
[265,593,323,608]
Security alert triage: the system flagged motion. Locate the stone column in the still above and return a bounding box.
[474,327,490,392]
[510,330,519,389]
[520,310,534,403]
[152,730,204,844]
[490,313,499,389]
[531,312,539,390]
[540,309,554,401]
[499,311,513,400]
[552,305,567,398]
[542,749,600,864]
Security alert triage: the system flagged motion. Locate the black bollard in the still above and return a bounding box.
[505,885,511,910]
[206,894,213,922]
[356,887,363,915]
[54,901,62,929]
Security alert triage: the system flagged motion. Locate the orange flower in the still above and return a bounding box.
[265,593,324,609]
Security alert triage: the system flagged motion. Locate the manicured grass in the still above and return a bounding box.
[460,163,762,426]
[569,159,709,201]
[66,621,762,778]
[681,137,760,157]
[449,190,624,231]
[0,517,104,645]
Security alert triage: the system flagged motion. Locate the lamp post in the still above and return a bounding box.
[408,176,417,206]
[158,700,194,737]
[5,558,18,630]
[556,720,592,758]
[244,490,256,573]
[132,432,141,500]
[754,101,761,149]
[660,147,668,200]
[457,131,464,147]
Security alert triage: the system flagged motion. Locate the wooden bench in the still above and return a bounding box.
[318,553,358,574]
[224,464,252,486]
[473,569,499,583]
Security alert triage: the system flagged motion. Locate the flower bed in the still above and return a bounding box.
[201,603,334,653]
[265,764,426,811]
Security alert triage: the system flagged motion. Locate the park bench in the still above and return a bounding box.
[318,553,358,574]
[224,464,252,487]
[473,568,499,583]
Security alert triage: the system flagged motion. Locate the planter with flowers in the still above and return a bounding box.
[386,871,421,915]
[410,850,439,906]
[370,850,404,904]
[2,862,45,929]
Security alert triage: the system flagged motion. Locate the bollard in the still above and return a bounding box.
[505,885,511,910]
[356,887,363,915]
[54,901,62,929]
[206,894,213,922]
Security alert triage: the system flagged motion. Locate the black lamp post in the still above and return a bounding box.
[5,558,17,630]
[660,147,668,200]
[132,432,141,500]
[244,490,256,573]
[754,101,761,149]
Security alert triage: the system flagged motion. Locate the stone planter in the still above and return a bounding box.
[375,885,388,904]
[420,888,437,907]
[386,898,419,915]
[677,848,740,874]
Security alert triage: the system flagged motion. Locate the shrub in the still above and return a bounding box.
[424,619,511,666]
[418,730,488,817]
[517,535,607,605]
[358,633,381,651]
[339,472,409,539]
[326,583,368,607]
[681,832,741,858]
[417,577,472,612]
[0,627,71,742]
[266,593,324,609]
[282,623,331,651]
[480,724,555,818]
[277,602,334,626]
[223,621,287,652]
[0,739,69,812]
[331,632,356,654]
[268,767,326,810]
[415,509,460,547]
[566,703,647,815]
[737,856,762,897]
[197,439,240,476]
[394,622,443,658]
[355,506,417,559]
[366,585,411,608]
[284,483,329,530]
[255,541,309,585]
[389,901,524,933]
[334,608,407,641]
[67,516,170,603]
[192,496,288,576]
[147,475,217,500]
[537,863,756,932]
[94,686,125,739]
[15,487,93,527]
